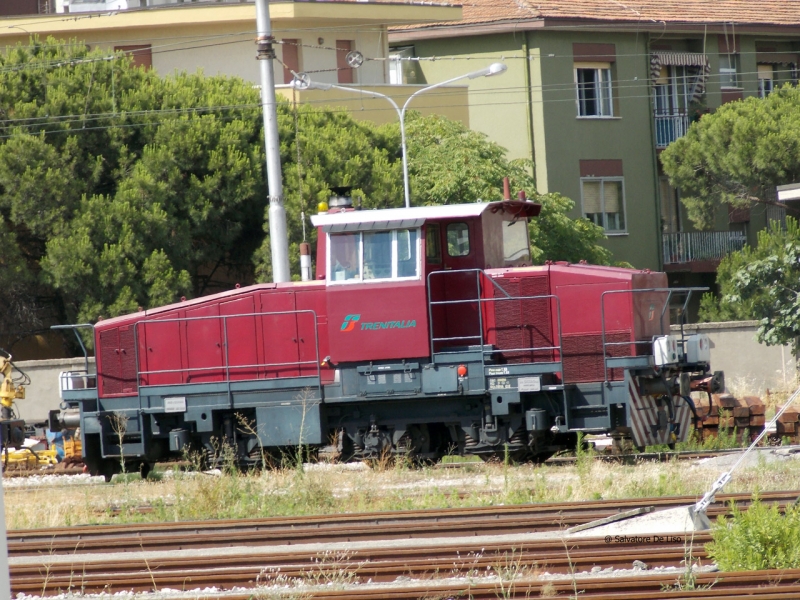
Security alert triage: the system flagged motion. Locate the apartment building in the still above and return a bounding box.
[390,0,800,290]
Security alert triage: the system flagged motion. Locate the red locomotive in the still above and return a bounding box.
[54,192,722,478]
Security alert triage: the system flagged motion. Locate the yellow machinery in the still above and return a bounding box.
[0,352,25,418]
[0,351,28,452]
[0,351,70,470]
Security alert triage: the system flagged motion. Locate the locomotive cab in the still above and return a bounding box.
[311,200,542,364]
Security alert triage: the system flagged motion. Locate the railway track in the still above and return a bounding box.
[9,490,796,556]
[3,444,792,479]
[9,491,800,597]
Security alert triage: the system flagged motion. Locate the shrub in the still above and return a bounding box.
[707,497,800,571]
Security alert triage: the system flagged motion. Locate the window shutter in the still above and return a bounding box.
[583,181,602,213]
[603,181,621,213]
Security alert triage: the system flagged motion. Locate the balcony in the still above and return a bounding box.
[654,111,689,148]
[662,231,747,272]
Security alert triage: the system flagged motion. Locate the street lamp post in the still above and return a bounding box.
[292,63,507,208]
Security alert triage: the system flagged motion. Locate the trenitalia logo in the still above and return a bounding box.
[341,314,360,332]
[340,314,417,332]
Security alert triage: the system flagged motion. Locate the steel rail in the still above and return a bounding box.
[10,536,710,595]
[8,491,796,556]
[12,551,800,598]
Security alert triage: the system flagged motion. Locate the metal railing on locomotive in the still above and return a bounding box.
[133,310,323,401]
[291,62,507,209]
[599,287,708,385]
[426,269,564,372]
[51,323,96,390]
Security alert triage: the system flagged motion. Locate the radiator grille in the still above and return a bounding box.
[99,328,121,395]
[98,327,138,396]
[492,277,553,363]
[119,326,138,393]
[562,331,630,383]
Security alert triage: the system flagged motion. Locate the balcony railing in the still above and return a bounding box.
[654,112,689,148]
[662,231,747,265]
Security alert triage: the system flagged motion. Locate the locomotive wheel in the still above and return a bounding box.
[139,461,152,479]
[86,458,119,482]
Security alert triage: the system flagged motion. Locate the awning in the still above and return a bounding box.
[650,53,711,102]
[310,200,541,233]
[756,52,798,65]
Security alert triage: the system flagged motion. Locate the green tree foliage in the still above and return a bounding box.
[700,218,800,348]
[0,39,266,330]
[0,38,611,343]
[399,114,611,265]
[661,84,800,229]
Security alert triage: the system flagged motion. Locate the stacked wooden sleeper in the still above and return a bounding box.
[693,394,767,444]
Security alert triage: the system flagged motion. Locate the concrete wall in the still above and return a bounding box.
[673,321,796,396]
[11,357,95,424]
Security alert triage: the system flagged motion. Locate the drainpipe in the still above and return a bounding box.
[646,33,665,271]
[522,32,537,186]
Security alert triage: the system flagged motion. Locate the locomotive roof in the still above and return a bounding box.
[310,200,541,233]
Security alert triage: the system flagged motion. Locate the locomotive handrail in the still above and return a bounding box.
[427,269,564,371]
[51,323,95,375]
[599,287,708,385]
[132,310,322,401]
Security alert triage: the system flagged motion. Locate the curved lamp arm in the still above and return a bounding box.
[292,62,507,208]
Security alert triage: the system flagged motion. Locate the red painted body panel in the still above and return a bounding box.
[95,282,331,398]
[220,295,260,381]
[483,264,668,383]
[326,280,429,363]
[93,199,671,398]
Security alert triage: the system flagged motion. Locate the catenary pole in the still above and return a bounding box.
[0,459,10,598]
[255,0,291,282]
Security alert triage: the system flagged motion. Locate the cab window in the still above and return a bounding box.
[330,233,361,281]
[328,228,420,283]
[447,222,470,257]
[503,219,531,263]
[425,224,441,264]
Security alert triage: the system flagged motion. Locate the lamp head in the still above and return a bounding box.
[468,62,508,79]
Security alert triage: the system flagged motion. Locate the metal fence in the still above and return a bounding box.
[654,112,689,148]
[662,231,747,265]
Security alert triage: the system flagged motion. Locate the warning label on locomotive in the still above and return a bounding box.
[486,367,510,376]
[164,397,187,413]
[518,377,541,392]
[489,377,512,390]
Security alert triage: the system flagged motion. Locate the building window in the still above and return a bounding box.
[575,63,613,117]
[114,45,152,70]
[336,40,355,84]
[719,54,739,88]
[389,46,415,85]
[281,39,300,84]
[446,223,470,257]
[659,177,681,233]
[581,178,626,233]
[758,64,775,98]
[328,229,420,283]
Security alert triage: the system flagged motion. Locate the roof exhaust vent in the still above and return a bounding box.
[329,186,353,209]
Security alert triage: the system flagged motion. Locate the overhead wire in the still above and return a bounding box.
[0,61,793,134]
